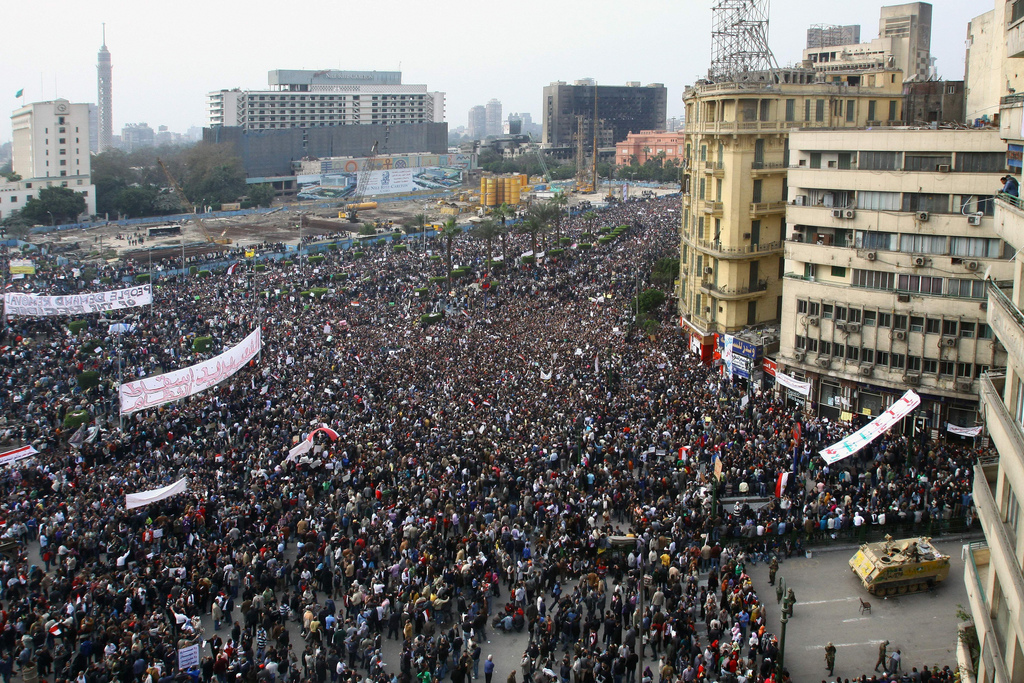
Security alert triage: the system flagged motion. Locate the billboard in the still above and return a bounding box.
[297,167,463,200]
[317,153,476,174]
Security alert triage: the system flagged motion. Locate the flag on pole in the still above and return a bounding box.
[15,89,23,98]
[227,262,240,275]
[775,471,790,498]
[594,354,600,374]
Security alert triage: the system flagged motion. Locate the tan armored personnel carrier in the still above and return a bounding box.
[849,535,950,596]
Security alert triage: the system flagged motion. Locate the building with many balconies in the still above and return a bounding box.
[678,66,904,345]
[777,127,1009,429]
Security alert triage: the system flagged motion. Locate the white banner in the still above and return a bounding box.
[119,328,262,414]
[722,334,734,377]
[0,444,38,466]
[125,478,188,510]
[946,423,983,437]
[178,644,200,671]
[4,285,152,317]
[775,371,811,396]
[820,390,921,464]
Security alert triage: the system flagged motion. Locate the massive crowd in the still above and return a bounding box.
[0,195,973,683]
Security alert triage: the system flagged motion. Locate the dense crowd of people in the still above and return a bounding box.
[0,195,973,683]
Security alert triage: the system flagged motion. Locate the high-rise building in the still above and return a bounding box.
[679,66,904,338]
[121,123,155,153]
[541,81,667,150]
[806,24,861,49]
[206,70,445,130]
[467,105,486,139]
[88,104,98,154]
[3,99,97,219]
[778,127,1008,424]
[96,25,112,153]
[485,99,502,137]
[802,3,932,81]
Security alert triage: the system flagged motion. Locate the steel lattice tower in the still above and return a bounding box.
[708,0,778,82]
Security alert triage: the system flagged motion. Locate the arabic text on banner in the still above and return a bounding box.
[946,423,983,437]
[0,444,38,466]
[4,284,152,317]
[119,328,261,414]
[775,371,811,396]
[819,390,921,464]
[125,478,188,510]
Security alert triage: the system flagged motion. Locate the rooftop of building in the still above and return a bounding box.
[268,70,402,87]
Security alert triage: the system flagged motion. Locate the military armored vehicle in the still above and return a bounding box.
[849,535,950,596]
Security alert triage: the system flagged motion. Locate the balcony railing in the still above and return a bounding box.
[689,237,784,258]
[704,201,724,214]
[700,280,769,298]
[751,161,786,171]
[750,201,787,215]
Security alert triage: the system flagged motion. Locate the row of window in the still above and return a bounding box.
[795,300,992,337]
[250,95,426,102]
[850,269,986,298]
[247,108,424,114]
[800,189,995,216]
[800,151,1005,174]
[795,337,988,377]
[853,231,1008,258]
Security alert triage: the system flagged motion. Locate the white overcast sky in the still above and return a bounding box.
[0,0,982,143]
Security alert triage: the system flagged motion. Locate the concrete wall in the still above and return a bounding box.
[205,123,449,178]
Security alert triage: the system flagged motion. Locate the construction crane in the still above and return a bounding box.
[342,141,378,223]
[157,158,231,244]
[533,146,551,183]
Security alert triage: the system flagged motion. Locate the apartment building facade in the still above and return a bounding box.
[679,67,905,340]
[778,128,1009,430]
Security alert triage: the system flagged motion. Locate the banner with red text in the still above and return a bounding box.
[119,328,261,414]
[0,444,38,466]
[4,284,152,317]
[819,390,921,464]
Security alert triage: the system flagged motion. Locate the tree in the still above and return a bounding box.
[247,183,275,208]
[1,210,33,239]
[526,203,558,250]
[517,213,546,255]
[632,288,667,316]
[181,143,246,208]
[582,210,598,233]
[471,219,502,276]
[548,194,568,244]
[20,186,87,225]
[651,257,681,287]
[441,218,461,282]
[490,203,515,261]
[115,186,158,218]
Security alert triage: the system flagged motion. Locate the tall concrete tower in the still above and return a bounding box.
[96,24,113,153]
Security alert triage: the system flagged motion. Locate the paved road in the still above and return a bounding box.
[745,537,970,681]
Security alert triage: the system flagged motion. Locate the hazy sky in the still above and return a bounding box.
[1,0,981,142]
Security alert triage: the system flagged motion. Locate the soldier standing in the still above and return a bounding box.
[874,640,890,672]
[768,557,779,586]
[824,642,836,676]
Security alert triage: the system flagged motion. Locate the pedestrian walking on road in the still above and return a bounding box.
[824,642,836,676]
[485,655,495,683]
[875,640,890,672]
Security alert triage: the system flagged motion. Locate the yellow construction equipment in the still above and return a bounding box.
[157,158,231,245]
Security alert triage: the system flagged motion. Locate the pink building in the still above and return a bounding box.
[615,130,687,166]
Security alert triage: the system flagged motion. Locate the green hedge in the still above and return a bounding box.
[548,248,564,256]
[429,255,442,261]
[486,260,504,269]
[68,320,87,336]
[559,237,572,245]
[393,244,408,252]
[77,371,100,390]
[450,269,470,279]
[99,277,112,285]
[254,264,266,272]
[311,287,329,298]
[309,254,325,264]
[193,336,214,353]
[414,287,428,296]
[332,273,348,281]
[354,251,365,259]
[198,270,212,278]
[63,409,90,430]
[581,233,595,240]
[281,260,294,267]
[420,312,444,325]
[80,341,103,355]
[135,273,151,283]
[521,255,535,264]
[578,243,593,250]
[327,243,339,250]
[429,275,447,284]
[598,236,613,244]
[189,266,199,275]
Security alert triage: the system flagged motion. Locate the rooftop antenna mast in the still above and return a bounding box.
[708,0,778,83]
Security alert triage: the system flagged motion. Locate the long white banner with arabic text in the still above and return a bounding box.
[125,478,188,510]
[119,328,261,414]
[4,285,152,317]
[775,371,811,396]
[819,390,920,464]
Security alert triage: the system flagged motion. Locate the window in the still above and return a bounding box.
[891,353,905,369]
[907,356,922,372]
[822,304,834,319]
[888,100,897,121]
[810,153,821,169]
[956,195,996,217]
[867,100,877,121]
[900,234,946,254]
[980,324,994,339]
[848,309,861,323]
[808,302,820,316]
[855,231,895,250]
[957,363,974,378]
[846,346,859,361]
[833,344,844,358]
[1007,489,1021,546]
[960,322,977,338]
[903,154,953,172]
[852,270,895,290]
[805,99,811,121]
[902,193,950,214]
[815,99,825,122]
[835,306,847,321]
[831,266,847,277]
[951,237,1004,258]
[846,99,855,122]
[955,152,1006,173]
[926,318,941,334]
[859,151,900,170]
[785,99,795,122]
[862,348,875,364]
[797,299,808,314]
[947,279,985,298]
[878,313,892,328]
[897,274,944,294]
[857,191,901,211]
[943,320,959,336]
[977,364,990,378]
[820,341,832,355]
[894,315,907,330]
[923,359,938,374]
[910,317,924,332]
[863,310,877,326]
[806,338,819,352]
[795,335,806,349]
[876,351,889,367]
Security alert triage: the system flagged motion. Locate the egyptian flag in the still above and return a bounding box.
[310,425,340,441]
[775,471,790,498]
[227,262,240,275]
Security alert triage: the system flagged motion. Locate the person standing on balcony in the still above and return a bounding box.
[1000,175,1019,197]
